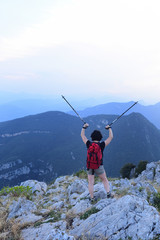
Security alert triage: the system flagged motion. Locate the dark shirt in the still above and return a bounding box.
[86,140,105,165]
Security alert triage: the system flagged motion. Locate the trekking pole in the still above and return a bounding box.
[61,95,86,124]
[106,101,138,129]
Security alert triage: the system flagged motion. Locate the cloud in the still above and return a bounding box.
[4,73,38,80]
[1,0,160,61]
[0,0,160,104]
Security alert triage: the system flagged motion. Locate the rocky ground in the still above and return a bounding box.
[0,161,160,240]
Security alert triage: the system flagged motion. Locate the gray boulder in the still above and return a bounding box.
[146,162,157,171]
[7,197,43,224]
[69,193,80,205]
[7,197,37,219]
[113,178,131,188]
[50,201,64,210]
[21,222,74,240]
[93,182,110,199]
[21,180,47,195]
[54,176,68,186]
[68,179,88,196]
[72,199,91,214]
[128,181,157,202]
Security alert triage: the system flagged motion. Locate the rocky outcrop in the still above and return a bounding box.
[7,197,43,225]
[0,162,160,240]
[136,160,160,183]
[71,195,160,240]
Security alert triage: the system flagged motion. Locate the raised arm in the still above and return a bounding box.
[104,125,113,146]
[81,123,89,144]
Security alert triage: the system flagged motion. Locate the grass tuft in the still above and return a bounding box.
[80,207,100,220]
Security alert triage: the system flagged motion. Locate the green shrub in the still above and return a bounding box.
[73,169,87,179]
[113,188,129,197]
[0,186,33,199]
[135,160,148,176]
[138,187,144,192]
[153,234,160,240]
[120,163,136,179]
[47,210,61,221]
[34,210,61,227]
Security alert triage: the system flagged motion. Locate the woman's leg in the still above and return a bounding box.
[88,174,95,198]
[98,172,110,193]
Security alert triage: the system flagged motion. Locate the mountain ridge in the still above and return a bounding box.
[69,101,160,129]
[0,99,160,129]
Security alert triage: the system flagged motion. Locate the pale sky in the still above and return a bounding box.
[0,0,160,104]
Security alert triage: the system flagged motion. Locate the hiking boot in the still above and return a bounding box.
[89,197,96,203]
[107,192,114,198]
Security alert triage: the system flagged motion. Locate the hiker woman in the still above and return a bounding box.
[81,123,113,202]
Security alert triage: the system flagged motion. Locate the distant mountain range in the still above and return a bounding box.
[1,99,160,130]
[69,101,160,129]
[0,99,67,122]
[0,97,96,122]
[0,111,160,189]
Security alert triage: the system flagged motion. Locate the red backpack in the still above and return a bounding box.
[87,142,102,169]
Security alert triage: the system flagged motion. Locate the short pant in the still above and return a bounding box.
[87,165,105,176]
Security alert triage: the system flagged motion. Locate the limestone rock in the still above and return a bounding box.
[21,180,47,195]
[69,193,80,205]
[47,228,75,240]
[50,201,64,210]
[21,222,72,240]
[70,195,160,240]
[72,199,91,214]
[7,197,42,225]
[18,213,43,225]
[68,179,88,196]
[7,197,37,219]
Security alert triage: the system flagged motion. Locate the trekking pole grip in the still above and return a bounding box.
[105,126,112,130]
[83,123,88,129]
